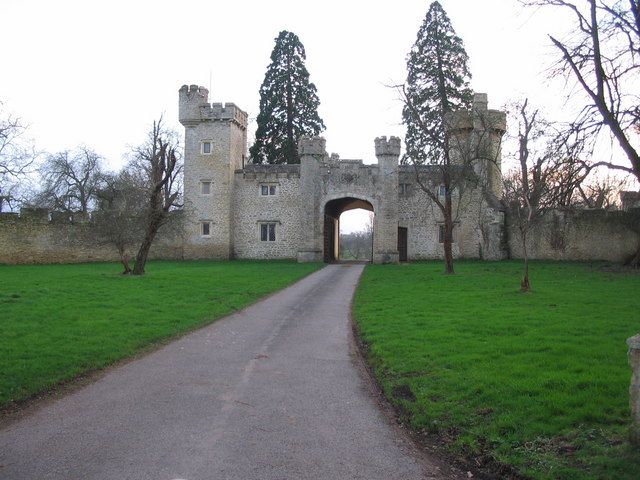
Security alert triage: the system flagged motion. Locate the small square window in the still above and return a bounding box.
[202,141,212,154]
[260,222,277,242]
[201,181,211,195]
[260,185,277,196]
[201,222,211,236]
[400,183,411,195]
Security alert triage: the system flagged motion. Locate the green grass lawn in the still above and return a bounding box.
[0,260,320,409]
[353,261,640,480]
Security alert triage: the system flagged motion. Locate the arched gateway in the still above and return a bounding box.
[323,197,374,262]
[178,84,507,263]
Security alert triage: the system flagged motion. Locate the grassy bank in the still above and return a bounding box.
[353,261,640,479]
[0,260,320,408]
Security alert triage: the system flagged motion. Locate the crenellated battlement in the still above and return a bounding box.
[178,84,248,128]
[447,93,506,134]
[374,136,401,158]
[299,136,327,157]
[201,102,248,127]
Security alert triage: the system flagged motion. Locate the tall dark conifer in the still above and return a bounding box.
[402,1,473,274]
[403,1,473,164]
[250,31,325,164]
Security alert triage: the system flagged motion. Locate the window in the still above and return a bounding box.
[260,184,277,196]
[438,185,456,197]
[201,181,211,195]
[438,224,455,243]
[201,221,211,236]
[399,183,411,195]
[260,222,277,242]
[202,141,212,154]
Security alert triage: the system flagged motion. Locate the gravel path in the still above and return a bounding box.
[0,264,463,480]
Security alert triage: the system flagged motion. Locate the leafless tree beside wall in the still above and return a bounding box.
[130,117,183,275]
[503,99,589,291]
[31,147,106,213]
[94,170,148,274]
[0,103,36,212]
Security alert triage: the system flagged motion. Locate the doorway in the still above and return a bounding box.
[323,197,374,263]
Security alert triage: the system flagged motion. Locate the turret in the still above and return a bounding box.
[179,84,248,129]
[299,136,327,159]
[447,93,506,198]
[179,83,248,259]
[373,136,400,264]
[179,85,209,126]
[374,136,401,172]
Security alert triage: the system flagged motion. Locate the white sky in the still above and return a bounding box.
[0,0,570,169]
[0,0,629,230]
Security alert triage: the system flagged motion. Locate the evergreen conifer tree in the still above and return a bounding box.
[250,31,325,164]
[402,1,473,274]
[403,1,472,165]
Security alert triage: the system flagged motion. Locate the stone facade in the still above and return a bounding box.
[0,209,183,264]
[2,86,636,266]
[507,209,638,262]
[179,85,508,263]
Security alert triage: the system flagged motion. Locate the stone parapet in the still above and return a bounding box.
[179,85,247,128]
[374,136,401,158]
[299,136,326,157]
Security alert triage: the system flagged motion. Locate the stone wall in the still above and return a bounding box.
[397,169,505,260]
[232,165,303,259]
[0,209,184,265]
[507,209,638,262]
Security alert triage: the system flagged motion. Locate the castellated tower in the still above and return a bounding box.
[179,85,248,258]
[374,136,401,264]
[447,93,507,199]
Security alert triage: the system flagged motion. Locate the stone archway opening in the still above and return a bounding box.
[323,197,374,263]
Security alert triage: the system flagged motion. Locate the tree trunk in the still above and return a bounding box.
[132,215,163,275]
[520,231,531,292]
[286,54,295,163]
[118,246,132,275]
[443,186,455,274]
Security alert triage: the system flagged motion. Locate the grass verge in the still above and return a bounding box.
[353,260,640,480]
[0,260,321,409]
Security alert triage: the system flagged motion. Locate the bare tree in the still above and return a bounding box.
[503,99,589,291]
[32,147,105,213]
[576,172,631,209]
[0,103,35,212]
[94,171,147,274]
[524,0,639,181]
[130,118,183,275]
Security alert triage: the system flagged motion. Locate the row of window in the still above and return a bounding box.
[201,182,452,198]
[200,221,278,242]
[200,222,454,244]
[199,181,277,196]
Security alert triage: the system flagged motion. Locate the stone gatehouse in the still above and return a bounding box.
[179,84,507,263]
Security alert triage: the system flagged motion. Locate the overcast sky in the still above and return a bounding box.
[0,0,574,170]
